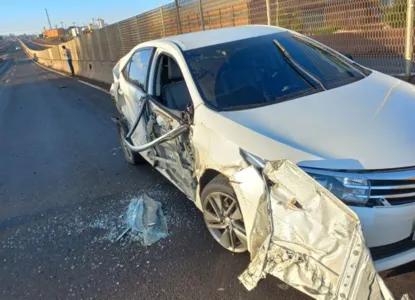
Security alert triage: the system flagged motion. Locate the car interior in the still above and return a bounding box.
[155,55,192,112]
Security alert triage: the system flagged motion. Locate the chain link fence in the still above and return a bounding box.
[25,0,415,77]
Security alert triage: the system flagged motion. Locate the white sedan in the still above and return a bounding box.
[110,25,415,274]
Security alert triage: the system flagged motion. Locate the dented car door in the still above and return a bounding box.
[122,48,196,199]
[117,48,153,126]
[143,99,196,199]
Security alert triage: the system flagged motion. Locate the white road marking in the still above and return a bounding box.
[5,79,9,83]
[77,80,109,94]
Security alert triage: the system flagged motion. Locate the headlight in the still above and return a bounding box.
[303,169,370,206]
[240,149,370,206]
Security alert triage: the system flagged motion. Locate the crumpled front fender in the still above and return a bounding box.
[230,160,405,300]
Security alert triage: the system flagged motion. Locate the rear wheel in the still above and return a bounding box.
[201,175,247,253]
[117,122,146,165]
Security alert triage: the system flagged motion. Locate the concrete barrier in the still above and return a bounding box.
[19,39,115,85]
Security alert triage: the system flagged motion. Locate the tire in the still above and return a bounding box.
[117,121,146,165]
[201,174,247,253]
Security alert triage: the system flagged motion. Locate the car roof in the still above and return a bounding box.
[158,25,287,51]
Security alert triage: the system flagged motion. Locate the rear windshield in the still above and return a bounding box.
[184,32,368,111]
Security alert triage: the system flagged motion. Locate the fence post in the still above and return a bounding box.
[160,7,166,36]
[96,30,104,62]
[405,0,414,78]
[104,27,114,61]
[135,16,142,43]
[275,0,279,26]
[266,0,271,26]
[118,23,126,57]
[198,0,205,30]
[175,0,182,34]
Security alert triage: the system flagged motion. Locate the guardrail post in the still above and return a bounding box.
[175,0,182,34]
[266,0,271,26]
[160,7,166,37]
[405,0,414,78]
[198,0,205,31]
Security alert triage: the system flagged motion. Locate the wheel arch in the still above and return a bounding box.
[198,168,223,197]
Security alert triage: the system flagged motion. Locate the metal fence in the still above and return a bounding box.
[31,0,415,76]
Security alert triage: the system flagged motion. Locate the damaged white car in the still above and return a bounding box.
[110,25,415,295]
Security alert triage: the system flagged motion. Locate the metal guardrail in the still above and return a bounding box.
[21,0,415,77]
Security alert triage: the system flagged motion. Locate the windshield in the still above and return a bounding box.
[184,32,369,111]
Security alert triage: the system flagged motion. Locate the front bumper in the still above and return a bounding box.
[374,248,415,272]
[351,204,415,270]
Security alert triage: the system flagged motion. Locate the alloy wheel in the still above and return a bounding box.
[203,192,247,253]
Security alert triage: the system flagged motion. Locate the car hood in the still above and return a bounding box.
[219,71,415,170]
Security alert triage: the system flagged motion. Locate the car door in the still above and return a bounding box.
[145,95,196,199]
[128,48,196,199]
[117,48,153,128]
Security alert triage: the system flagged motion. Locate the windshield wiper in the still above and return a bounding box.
[292,35,368,78]
[273,40,327,90]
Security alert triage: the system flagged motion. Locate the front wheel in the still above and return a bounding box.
[201,175,247,253]
[116,121,146,165]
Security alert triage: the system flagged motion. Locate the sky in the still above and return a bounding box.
[0,0,172,35]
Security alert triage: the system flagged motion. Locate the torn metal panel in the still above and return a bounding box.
[231,166,267,254]
[235,160,399,299]
[143,100,197,199]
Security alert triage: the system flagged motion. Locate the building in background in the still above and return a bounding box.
[69,26,89,37]
[43,28,65,38]
[88,23,100,31]
[97,18,106,29]
[70,27,81,37]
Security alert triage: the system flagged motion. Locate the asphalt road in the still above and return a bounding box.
[0,45,414,300]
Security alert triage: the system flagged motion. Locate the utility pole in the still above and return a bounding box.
[45,8,52,29]
[60,21,64,29]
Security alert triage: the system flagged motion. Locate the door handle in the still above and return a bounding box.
[118,88,124,96]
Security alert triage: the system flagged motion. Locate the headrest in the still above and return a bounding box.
[167,58,183,81]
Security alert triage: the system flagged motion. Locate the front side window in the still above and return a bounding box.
[127,49,153,91]
[184,32,368,111]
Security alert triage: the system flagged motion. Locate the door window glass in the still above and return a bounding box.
[128,49,153,91]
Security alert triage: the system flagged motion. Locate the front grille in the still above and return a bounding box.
[367,168,415,206]
[370,235,415,261]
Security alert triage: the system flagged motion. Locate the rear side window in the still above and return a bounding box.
[127,49,153,91]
